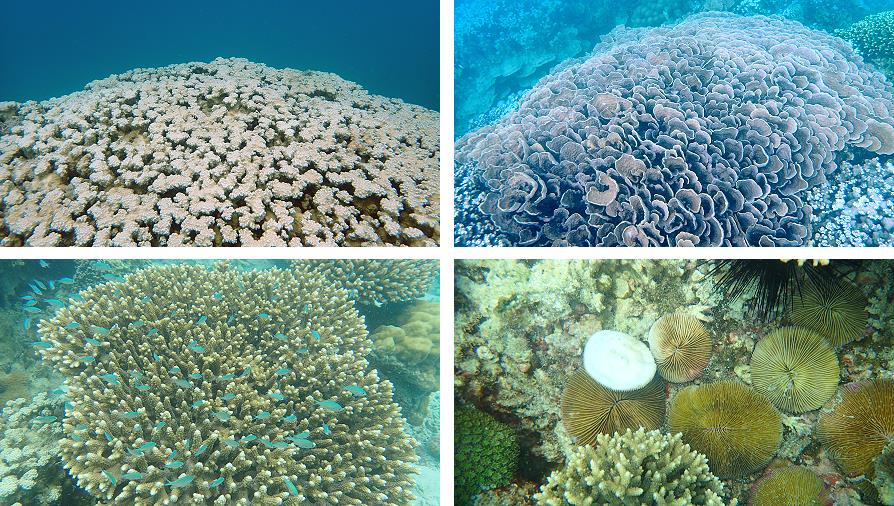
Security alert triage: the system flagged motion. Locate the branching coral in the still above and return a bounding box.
[36,263,416,504]
[454,406,519,506]
[648,313,712,383]
[750,327,839,413]
[295,259,437,306]
[816,379,894,477]
[456,13,894,246]
[535,428,730,505]
[790,277,869,347]
[0,58,440,247]
[668,381,782,478]
[561,370,665,446]
[838,11,894,61]
[749,466,829,506]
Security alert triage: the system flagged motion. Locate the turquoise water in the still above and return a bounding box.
[0,0,438,109]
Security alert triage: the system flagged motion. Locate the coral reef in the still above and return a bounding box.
[0,58,439,246]
[816,379,894,477]
[838,11,894,61]
[750,327,839,413]
[0,369,31,407]
[560,370,665,446]
[35,264,416,504]
[455,13,894,246]
[749,466,829,506]
[534,428,729,505]
[875,441,894,505]
[668,381,782,478]
[454,406,519,506]
[369,300,440,425]
[0,393,67,505]
[790,277,869,347]
[297,259,438,306]
[648,313,712,383]
[582,330,656,391]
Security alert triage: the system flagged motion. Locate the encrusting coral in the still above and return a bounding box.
[790,277,869,347]
[668,381,782,478]
[749,466,830,506]
[296,259,437,306]
[35,263,416,504]
[561,370,665,446]
[534,428,730,505]
[816,379,894,477]
[750,327,839,413]
[454,406,519,506]
[875,441,894,505]
[0,58,440,247]
[455,13,894,246]
[648,313,712,383]
[0,393,67,505]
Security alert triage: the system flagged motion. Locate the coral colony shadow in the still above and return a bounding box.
[455,259,894,505]
[0,2,439,247]
[0,259,439,505]
[455,0,894,247]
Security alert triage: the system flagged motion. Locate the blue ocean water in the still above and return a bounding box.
[0,0,438,109]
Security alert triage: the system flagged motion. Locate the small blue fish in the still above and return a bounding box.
[140,296,150,302]
[194,444,208,456]
[302,303,310,313]
[38,260,49,268]
[147,328,159,336]
[195,315,207,325]
[23,306,42,313]
[129,370,143,380]
[192,400,205,408]
[315,400,344,412]
[71,434,84,442]
[122,472,142,480]
[152,352,161,361]
[171,309,178,316]
[79,356,95,363]
[44,299,65,307]
[212,293,223,300]
[259,438,274,448]
[291,437,316,449]
[239,367,251,378]
[343,385,367,397]
[275,368,290,376]
[189,373,203,380]
[165,460,185,469]
[102,470,117,486]
[30,284,42,295]
[32,341,51,349]
[169,366,181,374]
[167,450,178,461]
[297,348,309,354]
[270,393,285,401]
[323,423,331,435]
[91,325,110,334]
[223,439,239,448]
[255,411,271,420]
[174,379,192,388]
[311,330,321,341]
[84,337,101,346]
[268,440,290,449]
[258,313,271,319]
[283,476,300,496]
[221,393,236,401]
[129,320,145,327]
[240,435,258,442]
[49,388,65,395]
[23,318,31,330]
[24,299,38,306]
[187,341,205,353]
[94,261,112,270]
[99,373,120,385]
[227,314,235,324]
[58,277,74,284]
[283,414,297,422]
[35,280,47,290]
[274,333,288,341]
[271,295,281,302]
[33,415,57,422]
[212,411,231,421]
[209,476,225,488]
[102,274,125,282]
[48,280,55,290]
[65,322,81,329]
[135,384,151,391]
[104,431,114,442]
[127,448,144,457]
[217,373,235,382]
[139,442,157,451]
[165,475,194,488]
[120,411,140,419]
[154,421,166,431]
[295,431,310,439]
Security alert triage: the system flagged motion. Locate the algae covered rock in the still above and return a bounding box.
[535,428,730,505]
[455,406,519,506]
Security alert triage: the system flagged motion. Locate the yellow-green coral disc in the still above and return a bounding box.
[750,466,829,506]
[790,277,868,347]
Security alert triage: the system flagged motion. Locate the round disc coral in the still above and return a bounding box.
[582,330,656,391]
[749,466,829,506]
[668,381,782,478]
[790,277,869,347]
[561,369,666,446]
[535,428,729,505]
[295,259,438,305]
[454,406,519,506]
[816,379,894,477]
[648,313,712,383]
[35,264,416,504]
[750,327,839,413]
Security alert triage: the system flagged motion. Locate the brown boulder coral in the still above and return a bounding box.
[0,58,439,247]
[35,263,416,504]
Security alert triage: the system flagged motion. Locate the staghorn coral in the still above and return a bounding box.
[534,428,730,506]
[0,58,439,247]
[816,379,894,477]
[648,313,713,383]
[790,277,869,347]
[369,300,440,425]
[454,406,519,506]
[875,441,894,505]
[0,393,67,505]
[561,370,665,446]
[295,260,437,306]
[749,466,830,506]
[35,263,416,505]
[668,381,782,478]
[456,13,894,247]
[750,327,839,413]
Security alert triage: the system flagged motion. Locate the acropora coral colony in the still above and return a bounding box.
[455,259,892,505]
[22,263,424,505]
[0,58,440,247]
